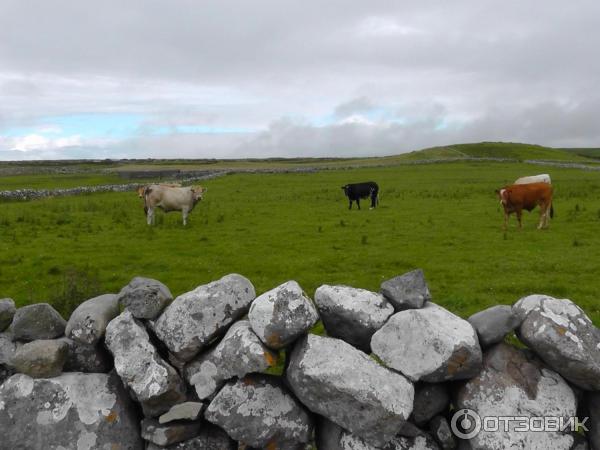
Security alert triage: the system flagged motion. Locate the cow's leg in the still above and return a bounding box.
[516,209,523,228]
[503,210,509,230]
[182,207,189,226]
[370,193,376,209]
[146,207,154,225]
[538,205,548,229]
[348,199,352,210]
[356,198,361,210]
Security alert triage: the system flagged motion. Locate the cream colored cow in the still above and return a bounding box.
[142,184,205,225]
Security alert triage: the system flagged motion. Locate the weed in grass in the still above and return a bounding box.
[48,266,103,318]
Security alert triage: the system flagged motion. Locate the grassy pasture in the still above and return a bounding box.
[0,161,599,324]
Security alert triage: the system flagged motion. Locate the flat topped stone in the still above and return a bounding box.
[12,339,68,378]
[371,302,482,382]
[380,269,431,311]
[11,303,66,341]
[314,284,394,352]
[118,276,172,319]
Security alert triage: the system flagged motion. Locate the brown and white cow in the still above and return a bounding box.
[142,184,205,225]
[495,182,554,230]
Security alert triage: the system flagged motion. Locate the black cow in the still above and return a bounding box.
[341,182,379,210]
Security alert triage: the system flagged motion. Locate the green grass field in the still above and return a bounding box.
[1,160,599,325]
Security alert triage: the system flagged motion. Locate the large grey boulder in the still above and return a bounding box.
[317,417,440,450]
[58,336,113,373]
[146,424,237,450]
[205,375,313,449]
[287,334,414,446]
[0,298,16,331]
[412,383,451,426]
[513,294,600,390]
[105,310,186,416]
[118,276,172,320]
[11,303,66,341]
[65,293,119,345]
[0,372,143,449]
[468,305,520,348]
[153,274,256,361]
[456,343,578,450]
[314,284,394,352]
[141,418,202,446]
[380,269,431,311]
[371,303,482,382]
[184,320,277,400]
[248,280,319,349]
[12,339,68,378]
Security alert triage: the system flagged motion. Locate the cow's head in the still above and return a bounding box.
[191,185,206,204]
[495,188,509,205]
[136,186,146,198]
[341,185,349,196]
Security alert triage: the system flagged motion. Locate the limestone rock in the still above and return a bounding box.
[412,383,451,426]
[429,416,456,450]
[0,298,16,331]
[314,284,394,352]
[58,337,113,373]
[105,310,186,417]
[0,372,143,449]
[371,303,482,382]
[205,374,313,449]
[380,269,431,311]
[12,339,68,378]
[468,305,520,348]
[317,417,440,450]
[65,293,119,345]
[184,320,277,400]
[0,331,18,383]
[141,418,202,446]
[153,274,255,361]
[118,277,172,320]
[513,294,600,390]
[11,303,66,341]
[287,334,414,446]
[248,280,319,349]
[146,424,237,449]
[456,343,578,450]
[159,402,204,424]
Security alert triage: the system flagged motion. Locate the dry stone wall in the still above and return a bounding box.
[0,270,599,449]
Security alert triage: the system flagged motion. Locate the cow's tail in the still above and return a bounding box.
[550,203,554,219]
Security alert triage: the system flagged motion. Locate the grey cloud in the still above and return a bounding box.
[1,0,600,159]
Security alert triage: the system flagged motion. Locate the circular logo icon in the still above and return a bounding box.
[450,408,482,439]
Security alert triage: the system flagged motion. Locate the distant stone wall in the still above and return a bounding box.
[0,270,598,449]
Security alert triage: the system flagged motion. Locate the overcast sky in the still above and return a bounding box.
[1,1,599,160]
